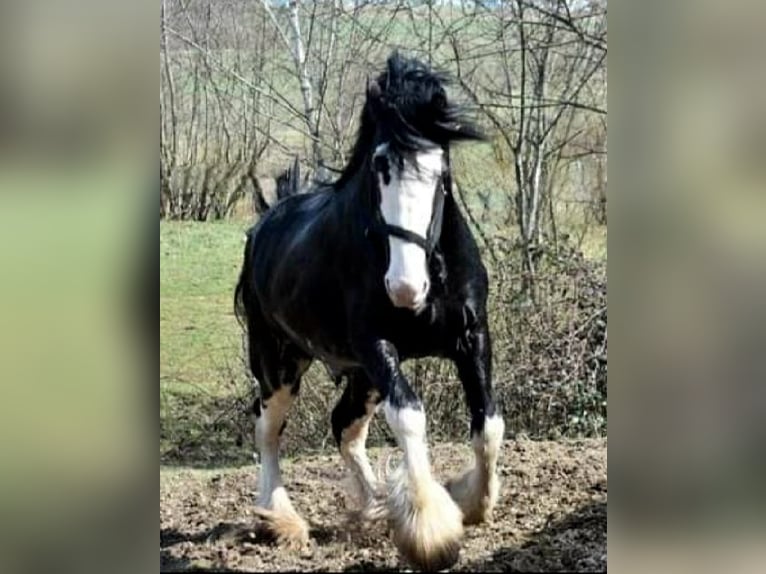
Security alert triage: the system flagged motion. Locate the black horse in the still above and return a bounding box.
[234,52,504,571]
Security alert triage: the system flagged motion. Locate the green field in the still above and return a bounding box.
[161,220,248,389]
[160,220,253,466]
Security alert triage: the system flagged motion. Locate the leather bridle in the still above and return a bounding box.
[368,157,446,259]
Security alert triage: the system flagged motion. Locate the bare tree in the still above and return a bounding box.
[160,0,607,239]
[446,0,606,295]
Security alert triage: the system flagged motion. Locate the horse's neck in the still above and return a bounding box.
[336,167,374,228]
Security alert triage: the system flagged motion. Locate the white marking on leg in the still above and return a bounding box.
[383,402,464,570]
[384,404,433,481]
[447,414,505,524]
[472,413,504,512]
[340,393,380,503]
[253,386,308,545]
[255,387,294,512]
[478,414,504,473]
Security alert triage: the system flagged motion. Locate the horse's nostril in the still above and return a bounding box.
[423,281,429,292]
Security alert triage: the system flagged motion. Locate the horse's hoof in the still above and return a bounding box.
[253,507,310,548]
[394,528,461,571]
[446,468,499,526]
[387,476,464,570]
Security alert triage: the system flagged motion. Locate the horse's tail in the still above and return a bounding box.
[234,229,254,331]
[275,156,301,200]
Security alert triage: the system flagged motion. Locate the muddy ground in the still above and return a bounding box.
[160,438,606,572]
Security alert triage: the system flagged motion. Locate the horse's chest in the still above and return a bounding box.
[377,304,450,356]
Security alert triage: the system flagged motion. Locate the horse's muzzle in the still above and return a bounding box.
[385,277,429,310]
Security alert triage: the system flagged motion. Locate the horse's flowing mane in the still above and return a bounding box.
[332,52,483,191]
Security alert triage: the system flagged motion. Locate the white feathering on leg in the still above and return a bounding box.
[447,414,505,524]
[383,404,464,571]
[339,395,388,522]
[253,388,309,546]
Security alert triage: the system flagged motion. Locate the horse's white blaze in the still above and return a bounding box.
[375,144,443,310]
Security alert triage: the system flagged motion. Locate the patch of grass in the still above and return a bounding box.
[160,221,249,386]
[161,221,255,466]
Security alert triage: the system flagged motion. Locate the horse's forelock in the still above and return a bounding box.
[373,53,483,151]
[332,52,482,191]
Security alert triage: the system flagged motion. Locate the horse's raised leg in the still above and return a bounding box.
[361,340,463,571]
[446,313,505,525]
[248,324,311,546]
[331,371,382,516]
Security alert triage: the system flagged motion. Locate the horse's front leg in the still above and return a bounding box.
[360,339,464,571]
[446,312,505,525]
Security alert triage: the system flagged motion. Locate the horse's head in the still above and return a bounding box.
[364,52,484,311]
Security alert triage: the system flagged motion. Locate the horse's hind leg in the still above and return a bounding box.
[246,314,311,546]
[446,314,505,525]
[331,371,383,517]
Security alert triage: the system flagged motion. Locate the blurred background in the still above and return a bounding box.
[610,0,766,572]
[0,0,154,573]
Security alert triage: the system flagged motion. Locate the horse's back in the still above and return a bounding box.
[248,188,331,255]
[245,188,338,309]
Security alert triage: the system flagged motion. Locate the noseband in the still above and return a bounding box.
[379,179,445,256]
